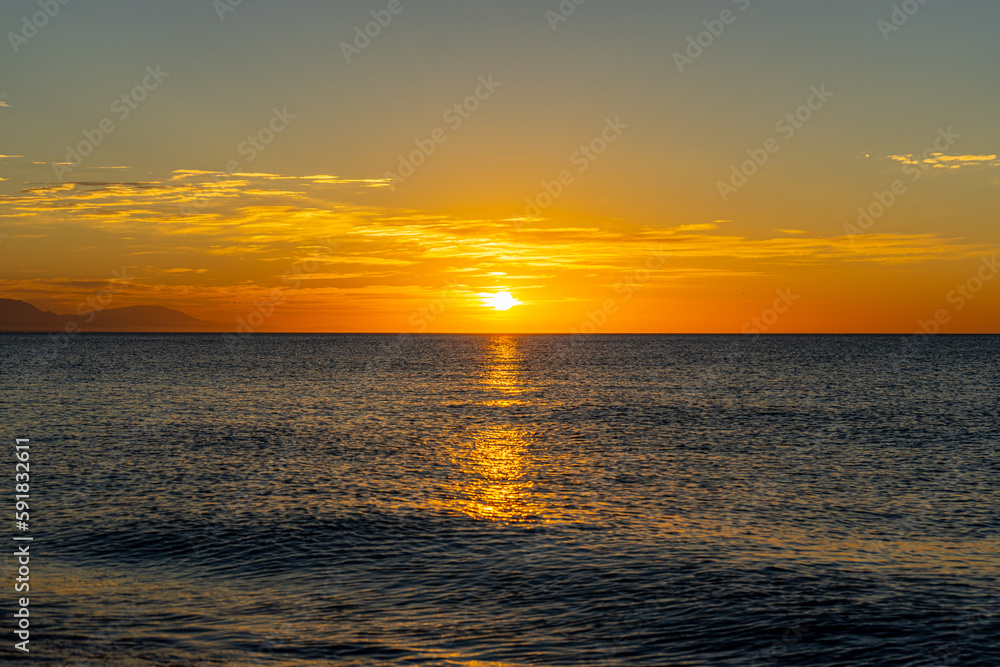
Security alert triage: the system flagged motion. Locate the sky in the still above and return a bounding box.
[1,0,999,333]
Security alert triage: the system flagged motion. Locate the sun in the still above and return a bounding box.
[485,291,519,311]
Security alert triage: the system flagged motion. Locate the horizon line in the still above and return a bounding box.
[2,331,998,336]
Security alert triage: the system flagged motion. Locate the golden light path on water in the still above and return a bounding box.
[447,337,540,523]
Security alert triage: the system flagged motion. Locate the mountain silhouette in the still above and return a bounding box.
[0,299,229,332]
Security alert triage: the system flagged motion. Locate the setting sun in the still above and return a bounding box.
[485,292,519,311]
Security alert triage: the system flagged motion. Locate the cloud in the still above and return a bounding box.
[301,174,390,187]
[317,255,418,266]
[887,153,1000,169]
[151,267,210,275]
[169,170,219,180]
[344,218,992,273]
[3,166,998,325]
[280,271,396,281]
[4,174,991,271]
[168,169,391,188]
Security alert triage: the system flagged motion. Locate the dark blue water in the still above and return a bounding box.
[2,334,998,665]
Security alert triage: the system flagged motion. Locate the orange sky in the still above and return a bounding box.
[1,1,999,333]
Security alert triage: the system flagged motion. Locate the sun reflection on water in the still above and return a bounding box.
[448,337,540,523]
[453,424,536,522]
[479,336,529,408]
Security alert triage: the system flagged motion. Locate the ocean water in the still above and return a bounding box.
[1,334,998,666]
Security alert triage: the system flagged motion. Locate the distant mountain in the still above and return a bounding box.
[0,299,66,331]
[0,299,228,332]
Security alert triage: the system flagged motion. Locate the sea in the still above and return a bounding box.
[1,334,998,666]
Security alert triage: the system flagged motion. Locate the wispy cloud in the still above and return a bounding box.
[168,169,391,188]
[887,153,1000,169]
[3,166,998,328]
[4,175,993,272]
[301,174,390,187]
